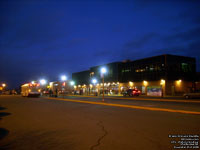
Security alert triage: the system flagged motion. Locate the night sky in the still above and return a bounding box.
[0,0,200,88]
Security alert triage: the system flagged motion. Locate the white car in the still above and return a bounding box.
[183,92,200,99]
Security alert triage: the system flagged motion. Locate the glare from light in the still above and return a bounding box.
[2,83,6,87]
[143,80,148,86]
[129,81,134,87]
[92,78,97,84]
[70,81,75,86]
[31,81,35,84]
[176,79,182,85]
[100,67,107,74]
[160,79,165,85]
[61,75,67,81]
[40,79,47,85]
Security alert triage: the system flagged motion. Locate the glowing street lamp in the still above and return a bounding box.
[100,67,107,74]
[60,75,67,96]
[39,79,47,85]
[91,78,98,96]
[100,67,107,101]
[2,83,6,87]
[92,78,97,84]
[70,81,75,86]
[61,75,67,81]
[2,83,6,90]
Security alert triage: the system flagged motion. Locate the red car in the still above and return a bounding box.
[122,89,141,97]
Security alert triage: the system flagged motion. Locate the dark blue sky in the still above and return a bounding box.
[0,0,200,88]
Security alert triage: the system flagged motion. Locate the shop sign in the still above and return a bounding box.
[147,86,162,96]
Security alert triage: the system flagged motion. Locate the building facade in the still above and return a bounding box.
[72,54,196,96]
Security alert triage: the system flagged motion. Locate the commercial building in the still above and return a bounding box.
[49,81,73,96]
[195,72,200,91]
[72,54,197,96]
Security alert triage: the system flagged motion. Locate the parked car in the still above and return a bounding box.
[122,89,141,97]
[183,92,200,99]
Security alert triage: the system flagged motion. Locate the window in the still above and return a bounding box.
[122,69,131,73]
[181,63,192,72]
[135,69,145,72]
[150,67,154,71]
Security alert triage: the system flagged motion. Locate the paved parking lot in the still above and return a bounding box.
[0,95,200,150]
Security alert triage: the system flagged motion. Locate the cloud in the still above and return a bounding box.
[164,27,200,43]
[124,33,160,49]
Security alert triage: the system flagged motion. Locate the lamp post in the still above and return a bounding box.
[2,83,6,88]
[61,75,67,89]
[92,78,97,96]
[39,79,47,85]
[100,67,107,102]
[70,81,75,95]
[2,83,6,92]
[60,75,67,98]
[39,79,47,96]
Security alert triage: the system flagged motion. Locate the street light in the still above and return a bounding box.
[100,67,107,74]
[70,81,75,86]
[61,75,67,81]
[92,78,97,84]
[39,79,47,85]
[2,83,6,87]
[100,67,107,101]
[60,75,67,97]
[91,78,98,96]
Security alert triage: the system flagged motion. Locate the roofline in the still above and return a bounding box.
[128,54,195,63]
[72,54,196,74]
[89,61,121,69]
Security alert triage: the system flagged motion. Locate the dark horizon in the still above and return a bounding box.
[1,0,200,89]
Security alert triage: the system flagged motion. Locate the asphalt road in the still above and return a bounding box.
[0,95,200,150]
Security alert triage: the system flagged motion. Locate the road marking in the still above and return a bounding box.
[48,97,200,115]
[69,95,200,103]
[67,95,200,103]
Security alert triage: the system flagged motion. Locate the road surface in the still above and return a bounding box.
[0,95,200,150]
